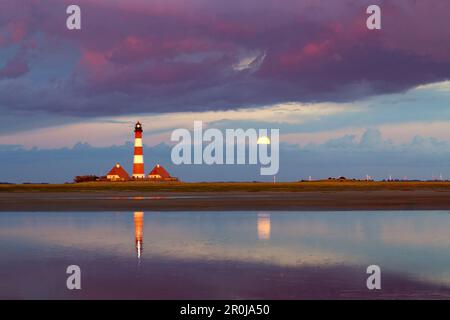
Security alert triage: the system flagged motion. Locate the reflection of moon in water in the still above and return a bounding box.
[134,211,144,258]
[257,213,271,241]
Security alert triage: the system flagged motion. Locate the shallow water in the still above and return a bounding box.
[1,211,450,299]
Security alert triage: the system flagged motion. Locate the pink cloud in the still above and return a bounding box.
[8,22,27,42]
[279,40,333,67]
[81,50,108,67]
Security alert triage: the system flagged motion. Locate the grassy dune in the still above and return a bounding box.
[2,180,450,193]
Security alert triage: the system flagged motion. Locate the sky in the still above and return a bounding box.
[1,0,450,183]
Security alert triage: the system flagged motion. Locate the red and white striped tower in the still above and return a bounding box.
[132,121,145,179]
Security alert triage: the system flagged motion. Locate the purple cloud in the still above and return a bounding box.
[0,0,449,119]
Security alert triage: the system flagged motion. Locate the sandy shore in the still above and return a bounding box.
[2,190,450,211]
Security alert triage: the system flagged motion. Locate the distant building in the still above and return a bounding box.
[106,163,130,181]
[148,164,178,181]
[257,213,271,241]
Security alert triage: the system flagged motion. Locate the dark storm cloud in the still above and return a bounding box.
[0,0,450,120]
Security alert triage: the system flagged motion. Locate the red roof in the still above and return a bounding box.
[107,163,130,179]
[148,164,171,178]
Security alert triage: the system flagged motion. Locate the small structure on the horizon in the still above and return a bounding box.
[148,163,178,181]
[106,163,130,181]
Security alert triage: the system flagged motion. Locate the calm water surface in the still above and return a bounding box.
[1,211,450,299]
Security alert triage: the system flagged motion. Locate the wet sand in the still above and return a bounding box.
[2,190,450,211]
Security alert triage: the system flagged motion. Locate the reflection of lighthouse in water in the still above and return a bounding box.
[257,213,271,241]
[134,211,144,258]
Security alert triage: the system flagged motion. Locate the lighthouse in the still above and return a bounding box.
[132,121,145,179]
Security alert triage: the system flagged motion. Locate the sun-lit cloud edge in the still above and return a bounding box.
[1,79,449,149]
